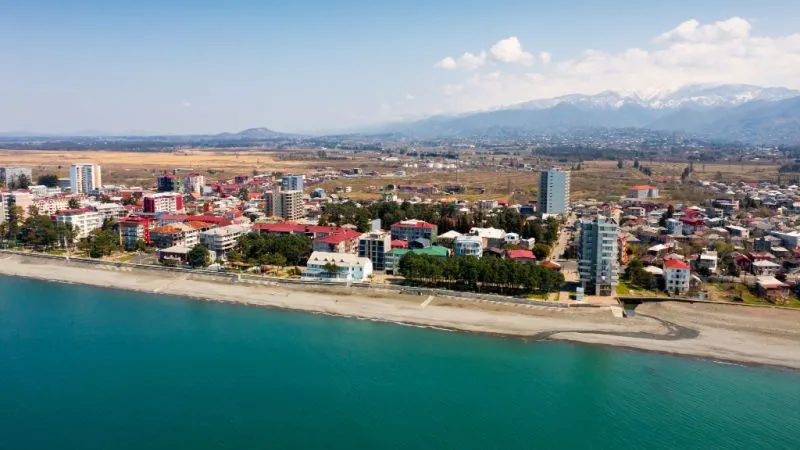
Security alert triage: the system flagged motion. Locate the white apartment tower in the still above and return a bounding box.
[70,163,102,194]
[538,168,570,215]
[578,216,619,296]
[265,190,304,221]
[281,174,305,192]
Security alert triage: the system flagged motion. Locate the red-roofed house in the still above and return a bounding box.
[390,220,437,242]
[506,249,536,263]
[664,258,690,295]
[391,239,408,249]
[312,229,363,253]
[627,185,659,199]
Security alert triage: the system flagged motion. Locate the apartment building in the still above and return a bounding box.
[199,224,251,258]
[578,216,619,296]
[538,168,571,215]
[143,192,185,214]
[69,163,102,194]
[265,190,304,221]
[390,220,437,243]
[454,235,483,257]
[281,174,305,192]
[55,208,104,240]
[358,230,392,270]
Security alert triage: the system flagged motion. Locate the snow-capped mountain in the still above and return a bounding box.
[514,84,800,111]
[388,84,800,144]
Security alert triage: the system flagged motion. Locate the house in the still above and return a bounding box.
[312,229,362,254]
[698,250,718,274]
[468,227,506,249]
[755,276,790,303]
[158,245,192,265]
[627,185,659,199]
[436,230,462,247]
[390,220,437,243]
[302,252,373,282]
[663,259,691,295]
[751,260,781,276]
[454,235,483,257]
[506,249,536,263]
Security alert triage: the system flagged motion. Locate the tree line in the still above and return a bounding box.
[398,253,564,295]
[227,232,312,266]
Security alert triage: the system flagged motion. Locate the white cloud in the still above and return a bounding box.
[436,51,487,71]
[181,100,192,108]
[433,17,800,113]
[490,37,534,65]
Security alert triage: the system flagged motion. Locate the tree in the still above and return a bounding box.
[238,187,249,201]
[37,174,60,188]
[617,160,624,169]
[188,244,211,268]
[134,239,147,252]
[532,243,552,260]
[10,173,31,190]
[633,159,640,169]
[68,198,81,209]
[122,196,139,206]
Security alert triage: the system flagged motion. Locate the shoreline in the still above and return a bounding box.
[2,254,800,370]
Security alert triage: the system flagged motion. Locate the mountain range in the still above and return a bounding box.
[388,84,800,144]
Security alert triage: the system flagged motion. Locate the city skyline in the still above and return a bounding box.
[3,0,800,134]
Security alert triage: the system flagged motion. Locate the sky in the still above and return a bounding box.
[3,0,800,135]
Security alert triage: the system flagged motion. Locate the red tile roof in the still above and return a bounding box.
[315,229,362,245]
[391,220,436,229]
[664,259,690,270]
[391,239,408,248]
[506,249,536,260]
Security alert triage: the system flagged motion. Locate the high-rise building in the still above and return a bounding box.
[281,174,305,192]
[156,173,182,193]
[0,167,32,187]
[265,190,304,221]
[578,216,619,296]
[184,173,206,194]
[358,230,392,270]
[538,168,570,215]
[0,197,6,225]
[69,163,102,194]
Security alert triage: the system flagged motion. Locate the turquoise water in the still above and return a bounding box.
[1,276,799,449]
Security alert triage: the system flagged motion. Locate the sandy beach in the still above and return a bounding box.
[2,253,799,370]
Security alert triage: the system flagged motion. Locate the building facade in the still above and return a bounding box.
[390,220,437,243]
[663,259,691,295]
[578,216,619,296]
[69,163,102,194]
[0,167,32,187]
[54,209,104,240]
[143,193,184,214]
[358,231,392,270]
[184,173,206,194]
[265,190,304,221]
[281,174,305,192]
[157,173,183,193]
[454,235,483,257]
[302,251,373,282]
[538,168,571,215]
[199,224,250,258]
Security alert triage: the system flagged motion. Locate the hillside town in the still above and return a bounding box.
[2,161,800,307]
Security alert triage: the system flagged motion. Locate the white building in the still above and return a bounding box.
[199,224,251,258]
[91,203,128,220]
[184,173,206,194]
[578,216,619,296]
[69,163,102,194]
[538,168,571,215]
[32,196,70,215]
[454,235,483,257]
[143,192,184,214]
[302,251,373,282]
[55,208,104,240]
[358,230,392,271]
[0,167,32,187]
[698,250,718,273]
[664,259,691,295]
[468,227,506,249]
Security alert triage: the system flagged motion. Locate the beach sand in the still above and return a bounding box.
[2,254,799,369]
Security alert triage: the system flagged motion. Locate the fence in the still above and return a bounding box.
[0,250,590,309]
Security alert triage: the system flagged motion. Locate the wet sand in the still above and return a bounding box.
[2,254,799,369]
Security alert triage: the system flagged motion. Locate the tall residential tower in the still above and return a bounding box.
[578,215,619,296]
[69,163,102,194]
[538,168,570,215]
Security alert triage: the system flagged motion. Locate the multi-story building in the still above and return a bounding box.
[119,216,155,249]
[390,220,437,243]
[69,163,102,194]
[311,229,362,254]
[150,222,201,249]
[265,190,304,221]
[157,173,183,193]
[54,208,104,240]
[358,231,392,270]
[663,259,691,295]
[184,173,206,194]
[538,168,570,215]
[0,167,32,187]
[578,216,619,296]
[665,218,683,236]
[199,224,251,258]
[0,199,6,225]
[31,196,70,216]
[627,185,659,199]
[282,174,305,192]
[143,193,184,214]
[454,235,483,257]
[302,251,373,282]
[6,191,33,219]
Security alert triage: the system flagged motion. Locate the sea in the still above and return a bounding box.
[1,275,799,450]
